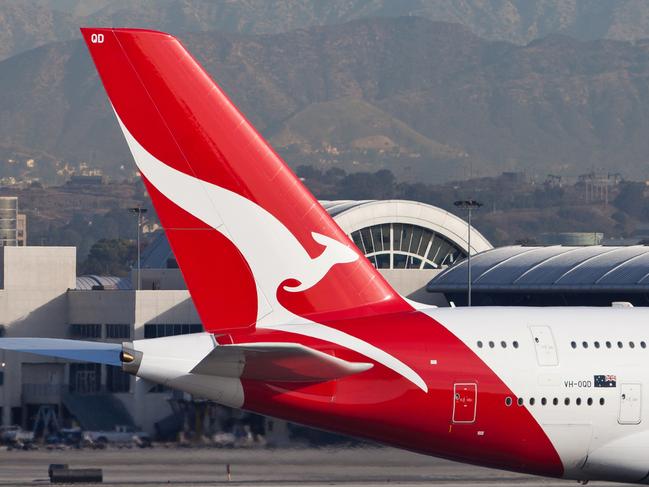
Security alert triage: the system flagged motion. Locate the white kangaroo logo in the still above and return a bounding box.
[115,111,428,392]
[282,232,358,292]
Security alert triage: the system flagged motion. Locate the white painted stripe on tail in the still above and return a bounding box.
[114,109,427,393]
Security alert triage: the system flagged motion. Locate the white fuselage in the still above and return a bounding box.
[435,306,649,483]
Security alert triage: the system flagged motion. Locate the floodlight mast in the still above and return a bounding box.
[128,207,148,291]
[453,200,483,307]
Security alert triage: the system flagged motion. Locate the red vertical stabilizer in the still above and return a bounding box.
[81,28,410,333]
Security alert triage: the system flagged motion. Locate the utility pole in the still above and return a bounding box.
[128,207,148,291]
[454,200,483,307]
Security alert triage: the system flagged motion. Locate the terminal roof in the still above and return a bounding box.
[427,245,649,292]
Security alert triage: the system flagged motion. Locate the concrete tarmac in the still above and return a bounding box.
[0,446,633,486]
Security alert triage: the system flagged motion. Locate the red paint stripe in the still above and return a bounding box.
[238,311,564,477]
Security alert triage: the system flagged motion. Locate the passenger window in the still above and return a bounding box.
[501,341,507,348]
[571,341,577,349]
[582,341,588,348]
[600,398,605,406]
[477,341,483,348]
[617,341,623,348]
[529,397,535,406]
[576,397,582,406]
[541,397,547,406]
[552,398,558,406]
[564,398,570,406]
[629,341,635,349]
[517,397,523,406]
[587,398,593,406]
[513,341,519,348]
[489,341,495,348]
[606,341,612,348]
[505,397,512,406]
[642,341,647,349]
[594,341,600,349]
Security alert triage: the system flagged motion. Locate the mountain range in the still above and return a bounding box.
[7,1,649,62]
[3,16,649,183]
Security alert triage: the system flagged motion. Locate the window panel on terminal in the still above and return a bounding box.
[106,324,131,339]
[393,253,407,269]
[145,323,205,338]
[418,230,434,258]
[360,227,374,254]
[70,324,102,340]
[400,225,414,252]
[375,253,390,269]
[380,224,391,252]
[409,226,424,255]
[371,225,383,252]
[424,243,439,266]
[405,256,422,269]
[392,223,403,250]
[434,240,454,266]
[351,231,364,252]
[435,241,451,266]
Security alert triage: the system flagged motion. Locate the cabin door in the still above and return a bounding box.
[452,383,477,423]
[618,383,642,425]
[529,326,558,366]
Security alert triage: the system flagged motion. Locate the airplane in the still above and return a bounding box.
[1,27,648,484]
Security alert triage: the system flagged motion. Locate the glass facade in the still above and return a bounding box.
[144,323,204,338]
[106,324,131,339]
[70,324,102,339]
[350,223,465,270]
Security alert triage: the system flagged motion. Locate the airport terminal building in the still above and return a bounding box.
[0,199,490,438]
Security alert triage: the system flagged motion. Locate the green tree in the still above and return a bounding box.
[80,238,136,276]
[614,182,649,220]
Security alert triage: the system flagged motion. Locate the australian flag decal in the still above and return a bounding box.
[594,375,617,388]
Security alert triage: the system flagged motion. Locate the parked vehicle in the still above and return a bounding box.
[0,425,34,446]
[84,426,151,448]
[45,428,83,447]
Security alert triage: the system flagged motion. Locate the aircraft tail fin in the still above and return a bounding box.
[81,28,409,333]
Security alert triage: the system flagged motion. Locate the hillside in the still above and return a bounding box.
[6,0,649,62]
[4,18,649,183]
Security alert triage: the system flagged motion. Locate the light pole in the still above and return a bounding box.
[454,200,483,307]
[129,207,148,291]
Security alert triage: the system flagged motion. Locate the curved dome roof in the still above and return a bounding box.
[321,200,491,255]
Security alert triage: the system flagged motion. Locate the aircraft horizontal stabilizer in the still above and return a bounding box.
[0,338,122,366]
[191,342,373,382]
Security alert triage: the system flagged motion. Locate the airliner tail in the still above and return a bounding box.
[81,27,409,333]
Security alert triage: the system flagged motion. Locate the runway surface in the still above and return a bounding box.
[0,446,633,486]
